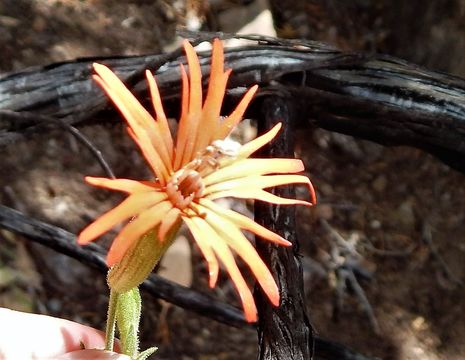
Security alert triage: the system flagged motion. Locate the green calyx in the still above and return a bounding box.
[107,222,180,293]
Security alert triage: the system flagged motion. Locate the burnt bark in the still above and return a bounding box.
[254,95,314,359]
[1,34,465,172]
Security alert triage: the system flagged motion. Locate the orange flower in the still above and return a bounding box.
[78,39,316,322]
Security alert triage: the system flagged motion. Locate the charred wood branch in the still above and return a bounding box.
[0,42,194,146]
[0,204,376,360]
[1,35,465,171]
[255,95,314,359]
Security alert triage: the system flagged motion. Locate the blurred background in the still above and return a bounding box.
[1,1,465,359]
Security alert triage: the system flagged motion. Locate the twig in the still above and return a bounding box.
[345,270,380,333]
[421,221,463,287]
[364,242,415,257]
[61,123,116,179]
[320,219,360,256]
[320,219,379,333]
[178,29,338,51]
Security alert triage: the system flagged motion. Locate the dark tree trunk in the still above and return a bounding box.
[254,95,314,359]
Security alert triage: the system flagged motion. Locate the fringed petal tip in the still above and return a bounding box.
[106,253,123,268]
[106,241,125,267]
[280,239,292,247]
[239,122,283,158]
[106,256,116,268]
[92,63,116,86]
[84,176,113,188]
[84,175,99,183]
[92,62,104,73]
[307,181,317,206]
[264,289,281,308]
[77,232,91,246]
[182,38,192,49]
[208,270,218,288]
[244,309,258,323]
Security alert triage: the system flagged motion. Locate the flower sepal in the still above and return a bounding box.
[107,221,181,293]
[135,346,158,360]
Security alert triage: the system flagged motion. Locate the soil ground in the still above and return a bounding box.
[1,1,465,359]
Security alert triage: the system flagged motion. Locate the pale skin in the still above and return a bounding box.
[0,308,129,359]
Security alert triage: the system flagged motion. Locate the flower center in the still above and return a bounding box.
[166,169,204,210]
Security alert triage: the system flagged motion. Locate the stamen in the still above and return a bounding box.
[166,169,204,210]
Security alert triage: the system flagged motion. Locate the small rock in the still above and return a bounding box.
[395,199,416,231]
[372,175,387,193]
[370,219,382,229]
[0,15,20,27]
[121,16,139,29]
[411,316,428,331]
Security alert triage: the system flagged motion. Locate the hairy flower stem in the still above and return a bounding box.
[105,288,143,356]
[105,289,118,351]
[104,222,181,355]
[116,287,142,357]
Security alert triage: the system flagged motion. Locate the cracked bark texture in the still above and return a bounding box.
[255,95,314,359]
[2,35,465,173]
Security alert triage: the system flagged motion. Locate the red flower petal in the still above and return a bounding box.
[178,40,203,167]
[195,39,231,152]
[199,199,291,246]
[203,158,305,186]
[84,177,156,193]
[238,122,282,158]
[190,216,258,322]
[215,85,258,139]
[92,64,172,175]
[146,70,173,158]
[202,207,280,306]
[183,216,219,288]
[79,192,168,245]
[107,201,172,265]
[207,188,312,206]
